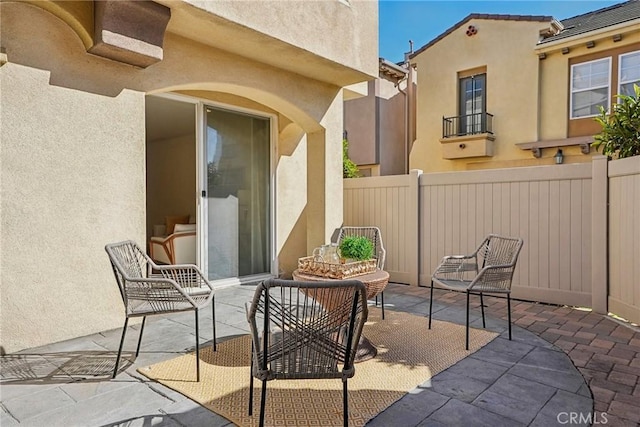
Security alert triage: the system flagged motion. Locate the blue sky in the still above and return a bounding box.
[379,1,622,63]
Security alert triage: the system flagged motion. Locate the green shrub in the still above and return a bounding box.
[592,83,640,159]
[338,235,374,261]
[343,139,360,178]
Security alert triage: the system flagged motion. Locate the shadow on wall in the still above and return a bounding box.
[278,208,308,279]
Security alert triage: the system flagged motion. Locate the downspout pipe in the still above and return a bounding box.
[396,79,409,174]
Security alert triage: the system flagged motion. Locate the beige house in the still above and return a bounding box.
[410,1,640,172]
[0,0,378,353]
[344,57,416,176]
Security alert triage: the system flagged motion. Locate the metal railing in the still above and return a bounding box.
[442,112,493,138]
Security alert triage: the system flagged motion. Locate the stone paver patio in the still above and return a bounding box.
[1,283,639,426]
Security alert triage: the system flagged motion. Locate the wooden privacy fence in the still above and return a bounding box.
[343,156,640,324]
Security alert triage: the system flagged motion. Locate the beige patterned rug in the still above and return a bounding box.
[138,309,498,426]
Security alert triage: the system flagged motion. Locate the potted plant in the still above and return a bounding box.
[338,235,374,263]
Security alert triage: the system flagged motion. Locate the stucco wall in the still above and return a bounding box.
[377,78,407,176]
[344,80,377,165]
[539,37,640,141]
[1,1,353,352]
[0,63,146,354]
[177,0,378,77]
[344,78,408,175]
[411,19,548,172]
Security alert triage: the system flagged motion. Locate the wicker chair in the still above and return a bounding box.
[246,278,368,427]
[105,240,216,381]
[336,226,387,319]
[429,234,523,350]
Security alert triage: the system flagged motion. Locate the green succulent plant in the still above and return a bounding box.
[338,235,374,261]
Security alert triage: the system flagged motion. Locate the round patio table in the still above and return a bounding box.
[292,268,389,362]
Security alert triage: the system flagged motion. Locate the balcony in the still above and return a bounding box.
[440,112,495,159]
[442,112,493,138]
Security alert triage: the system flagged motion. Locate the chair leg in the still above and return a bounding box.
[135,316,146,357]
[259,379,267,427]
[381,291,385,320]
[465,291,470,351]
[212,295,217,352]
[195,310,200,382]
[507,294,512,341]
[343,380,349,427]
[480,293,486,328]
[249,342,254,416]
[428,280,434,329]
[113,318,129,379]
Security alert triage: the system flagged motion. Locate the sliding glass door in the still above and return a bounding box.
[203,105,272,282]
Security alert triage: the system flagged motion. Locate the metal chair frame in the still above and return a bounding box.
[246,278,368,427]
[336,226,387,319]
[428,234,524,350]
[105,240,216,381]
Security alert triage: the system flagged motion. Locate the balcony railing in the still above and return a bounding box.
[442,112,494,138]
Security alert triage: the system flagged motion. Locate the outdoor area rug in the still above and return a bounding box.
[138,309,498,426]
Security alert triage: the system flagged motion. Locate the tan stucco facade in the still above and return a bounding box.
[345,77,411,176]
[410,14,640,172]
[0,0,377,353]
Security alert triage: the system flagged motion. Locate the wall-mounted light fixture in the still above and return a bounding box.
[580,144,590,155]
[561,47,570,55]
[613,34,622,42]
[586,41,595,49]
[554,149,564,164]
[538,53,547,60]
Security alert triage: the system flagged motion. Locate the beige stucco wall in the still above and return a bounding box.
[0,63,146,354]
[168,0,378,84]
[344,77,409,175]
[411,17,640,173]
[377,78,408,176]
[0,0,370,353]
[345,80,377,165]
[538,33,640,141]
[410,19,548,172]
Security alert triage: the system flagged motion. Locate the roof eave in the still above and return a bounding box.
[535,17,640,53]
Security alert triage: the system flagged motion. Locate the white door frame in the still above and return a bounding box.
[150,92,277,287]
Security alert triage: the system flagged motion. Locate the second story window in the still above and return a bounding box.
[619,50,640,96]
[459,73,486,134]
[570,57,611,119]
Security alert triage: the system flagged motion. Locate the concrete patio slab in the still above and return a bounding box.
[2,282,638,426]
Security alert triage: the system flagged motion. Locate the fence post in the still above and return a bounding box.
[408,169,422,286]
[591,156,608,314]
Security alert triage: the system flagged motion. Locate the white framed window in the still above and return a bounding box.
[570,57,611,119]
[619,50,640,96]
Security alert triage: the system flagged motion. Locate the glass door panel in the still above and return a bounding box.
[459,74,486,135]
[204,106,271,281]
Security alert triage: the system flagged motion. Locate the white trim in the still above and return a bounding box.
[569,57,611,119]
[200,100,278,287]
[145,92,278,287]
[196,101,207,273]
[618,50,640,96]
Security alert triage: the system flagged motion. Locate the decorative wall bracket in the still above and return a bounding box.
[89,1,171,68]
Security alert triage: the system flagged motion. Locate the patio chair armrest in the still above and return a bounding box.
[123,276,198,306]
[432,255,478,280]
[152,264,214,291]
[468,264,516,292]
